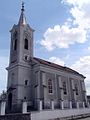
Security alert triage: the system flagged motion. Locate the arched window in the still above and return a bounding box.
[75,84,78,95]
[63,81,67,95]
[14,39,17,50]
[13,31,18,51]
[24,38,28,50]
[48,79,53,94]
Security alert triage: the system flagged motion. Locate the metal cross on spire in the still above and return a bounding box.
[18,1,27,25]
[21,1,25,12]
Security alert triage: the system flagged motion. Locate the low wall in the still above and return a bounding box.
[0,108,90,120]
[0,113,31,120]
[31,108,90,120]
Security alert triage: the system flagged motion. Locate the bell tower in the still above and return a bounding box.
[10,2,34,65]
[7,3,34,112]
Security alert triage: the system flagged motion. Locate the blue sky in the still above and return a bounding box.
[0,0,90,94]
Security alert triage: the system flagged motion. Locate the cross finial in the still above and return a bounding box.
[18,1,27,25]
[21,1,25,12]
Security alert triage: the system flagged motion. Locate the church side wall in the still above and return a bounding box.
[36,64,86,109]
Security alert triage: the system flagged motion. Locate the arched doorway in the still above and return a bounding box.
[8,93,12,111]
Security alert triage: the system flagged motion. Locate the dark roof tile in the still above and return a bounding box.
[33,57,85,78]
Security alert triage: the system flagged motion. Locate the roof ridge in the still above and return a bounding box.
[33,57,85,79]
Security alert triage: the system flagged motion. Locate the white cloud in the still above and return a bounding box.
[49,57,65,66]
[41,25,87,51]
[62,0,90,8]
[40,0,90,51]
[62,0,90,30]
[88,46,90,51]
[71,56,90,95]
[0,56,9,93]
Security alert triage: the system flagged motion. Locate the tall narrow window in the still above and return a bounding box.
[48,79,53,94]
[63,81,67,95]
[75,84,78,95]
[42,72,46,86]
[58,76,62,88]
[24,38,28,50]
[14,39,17,50]
[13,31,17,51]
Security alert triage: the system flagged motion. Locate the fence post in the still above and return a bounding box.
[0,100,6,115]
[38,100,42,111]
[51,100,54,110]
[70,101,72,109]
[61,101,64,110]
[77,102,79,109]
[83,102,85,108]
[22,101,27,113]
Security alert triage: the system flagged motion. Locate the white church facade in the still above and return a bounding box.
[0,3,88,115]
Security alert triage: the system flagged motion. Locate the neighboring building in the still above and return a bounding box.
[5,3,87,113]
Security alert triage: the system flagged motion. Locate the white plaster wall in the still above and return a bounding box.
[39,65,85,102]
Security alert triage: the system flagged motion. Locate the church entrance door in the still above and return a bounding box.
[8,93,12,111]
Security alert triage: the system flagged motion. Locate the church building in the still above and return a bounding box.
[5,3,87,113]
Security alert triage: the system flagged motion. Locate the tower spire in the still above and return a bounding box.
[18,1,27,25]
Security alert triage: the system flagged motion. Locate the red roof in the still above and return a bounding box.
[33,57,85,79]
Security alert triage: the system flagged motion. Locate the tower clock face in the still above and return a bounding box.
[24,30,32,39]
